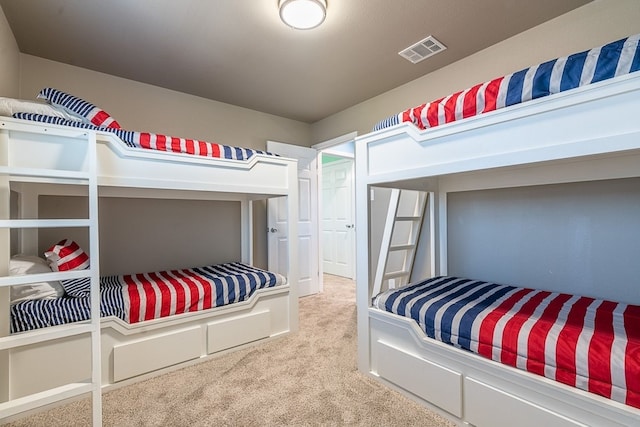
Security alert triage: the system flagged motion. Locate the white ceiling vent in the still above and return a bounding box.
[399,35,446,64]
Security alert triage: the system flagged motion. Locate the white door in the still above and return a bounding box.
[267,141,320,297]
[322,158,355,278]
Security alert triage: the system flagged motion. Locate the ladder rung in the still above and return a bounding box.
[384,271,410,280]
[389,244,416,251]
[395,216,421,222]
[0,166,89,181]
[0,382,94,419]
[0,269,93,287]
[0,219,91,229]
[0,323,94,350]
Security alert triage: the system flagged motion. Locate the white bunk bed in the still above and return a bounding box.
[0,114,298,424]
[355,35,640,427]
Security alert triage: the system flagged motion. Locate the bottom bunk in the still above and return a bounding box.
[369,276,640,427]
[4,251,292,403]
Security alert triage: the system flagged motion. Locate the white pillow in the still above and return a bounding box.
[0,97,83,122]
[9,255,65,304]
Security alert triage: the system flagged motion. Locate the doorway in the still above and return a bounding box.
[314,133,356,281]
[266,133,356,296]
[321,154,354,279]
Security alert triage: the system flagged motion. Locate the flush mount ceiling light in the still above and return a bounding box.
[279,0,327,30]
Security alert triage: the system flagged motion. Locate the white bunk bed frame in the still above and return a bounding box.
[0,117,299,424]
[354,72,640,427]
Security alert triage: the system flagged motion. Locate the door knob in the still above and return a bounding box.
[268,227,279,233]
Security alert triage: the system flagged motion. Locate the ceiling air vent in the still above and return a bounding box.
[399,35,446,64]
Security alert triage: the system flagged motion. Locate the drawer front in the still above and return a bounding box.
[375,340,462,417]
[113,327,201,382]
[207,310,271,354]
[464,377,585,427]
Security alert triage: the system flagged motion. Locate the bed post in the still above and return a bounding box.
[286,161,299,333]
[436,191,447,276]
[354,136,370,374]
[240,198,252,264]
[427,191,436,277]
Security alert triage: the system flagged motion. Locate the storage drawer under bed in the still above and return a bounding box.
[464,378,585,427]
[113,327,201,382]
[207,310,271,354]
[372,340,463,418]
[112,309,272,382]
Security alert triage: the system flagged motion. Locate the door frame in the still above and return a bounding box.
[313,132,357,281]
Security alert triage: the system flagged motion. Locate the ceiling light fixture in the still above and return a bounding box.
[279,0,327,30]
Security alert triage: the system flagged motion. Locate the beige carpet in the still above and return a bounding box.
[7,275,455,427]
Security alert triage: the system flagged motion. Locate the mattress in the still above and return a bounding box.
[372,276,640,409]
[10,262,286,333]
[373,33,640,132]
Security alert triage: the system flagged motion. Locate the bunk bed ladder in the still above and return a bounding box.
[0,123,102,425]
[373,189,428,296]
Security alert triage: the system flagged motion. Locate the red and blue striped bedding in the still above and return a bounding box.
[10,112,276,161]
[10,262,285,333]
[372,276,640,409]
[373,33,640,132]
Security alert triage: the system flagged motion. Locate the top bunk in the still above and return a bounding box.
[0,88,297,200]
[356,33,640,191]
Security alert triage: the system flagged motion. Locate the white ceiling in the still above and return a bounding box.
[1,0,592,123]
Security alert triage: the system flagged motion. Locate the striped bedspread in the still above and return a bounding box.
[10,262,286,333]
[10,113,276,161]
[373,33,640,132]
[372,276,640,409]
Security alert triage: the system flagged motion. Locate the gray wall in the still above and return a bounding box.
[38,196,241,276]
[0,7,19,98]
[447,178,640,304]
[17,54,311,151]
